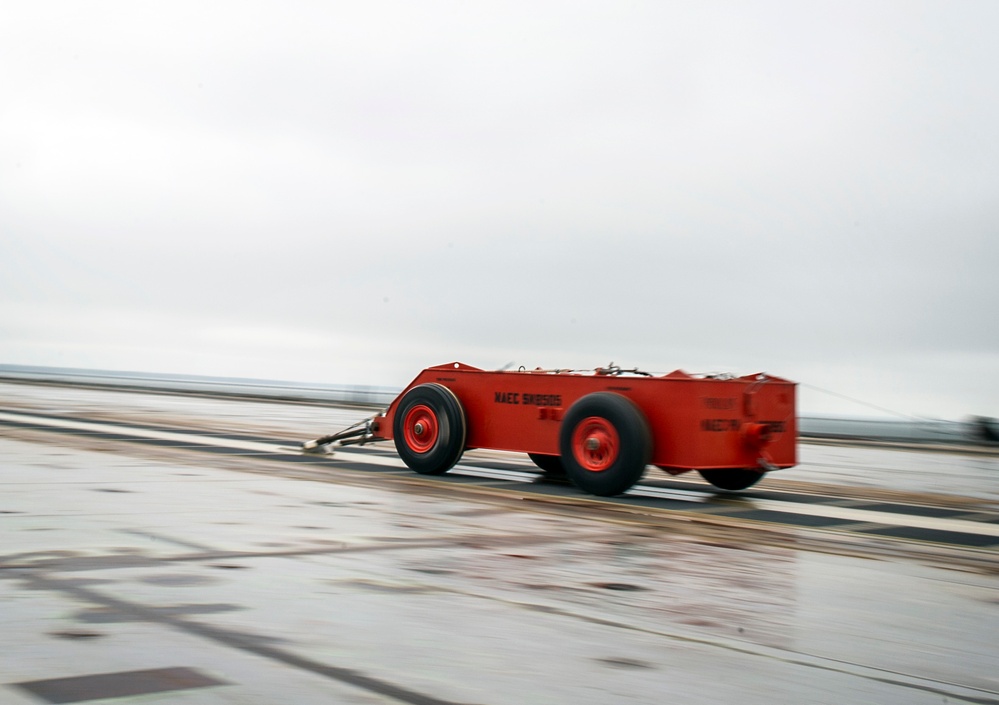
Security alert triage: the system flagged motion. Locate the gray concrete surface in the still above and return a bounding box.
[2,414,999,703]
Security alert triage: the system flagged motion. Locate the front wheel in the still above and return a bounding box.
[559,393,651,496]
[393,384,466,475]
[699,468,762,491]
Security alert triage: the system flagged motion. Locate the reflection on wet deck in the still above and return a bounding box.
[2,429,998,704]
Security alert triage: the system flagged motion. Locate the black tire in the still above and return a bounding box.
[699,468,762,491]
[559,392,651,496]
[528,453,566,478]
[393,384,466,475]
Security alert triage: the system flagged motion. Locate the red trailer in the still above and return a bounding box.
[305,362,797,497]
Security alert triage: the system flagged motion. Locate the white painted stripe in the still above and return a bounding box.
[0,412,286,454]
[633,484,999,537]
[629,485,717,503]
[331,450,408,468]
[337,450,534,480]
[746,497,999,537]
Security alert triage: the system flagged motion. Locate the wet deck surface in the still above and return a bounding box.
[2,384,999,704]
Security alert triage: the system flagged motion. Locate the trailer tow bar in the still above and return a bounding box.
[302,416,380,453]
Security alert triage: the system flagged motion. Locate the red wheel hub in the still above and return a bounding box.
[571,416,619,472]
[403,404,439,453]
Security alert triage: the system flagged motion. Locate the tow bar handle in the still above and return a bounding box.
[302,418,376,452]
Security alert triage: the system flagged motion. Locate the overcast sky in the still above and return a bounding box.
[2,1,997,419]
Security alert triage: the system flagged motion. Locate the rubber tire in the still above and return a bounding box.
[699,468,762,491]
[393,384,466,475]
[528,453,566,478]
[559,392,651,496]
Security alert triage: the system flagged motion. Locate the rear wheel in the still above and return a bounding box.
[699,468,762,491]
[559,393,651,496]
[393,384,466,475]
[528,453,566,478]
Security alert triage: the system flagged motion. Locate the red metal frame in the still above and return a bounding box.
[371,362,796,474]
